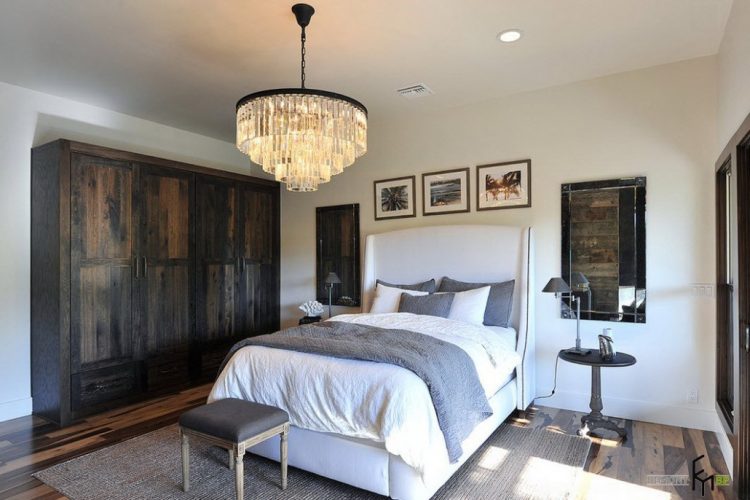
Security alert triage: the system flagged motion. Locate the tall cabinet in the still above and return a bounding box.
[31,140,280,426]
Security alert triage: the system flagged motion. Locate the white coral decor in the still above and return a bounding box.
[299,300,325,317]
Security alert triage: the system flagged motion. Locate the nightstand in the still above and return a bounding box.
[298,316,322,325]
[558,349,636,440]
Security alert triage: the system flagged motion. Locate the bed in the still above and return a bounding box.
[209,225,535,499]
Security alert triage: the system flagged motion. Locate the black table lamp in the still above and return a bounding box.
[325,272,342,318]
[543,274,591,355]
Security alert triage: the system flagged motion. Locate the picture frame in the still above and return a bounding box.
[476,159,532,211]
[373,175,416,220]
[421,168,470,216]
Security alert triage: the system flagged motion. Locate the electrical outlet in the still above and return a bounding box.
[687,389,699,404]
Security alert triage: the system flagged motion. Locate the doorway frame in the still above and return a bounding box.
[715,110,750,498]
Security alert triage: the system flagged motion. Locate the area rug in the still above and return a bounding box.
[34,423,590,500]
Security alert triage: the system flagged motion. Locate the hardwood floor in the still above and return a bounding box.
[0,386,207,499]
[509,407,735,500]
[0,386,735,499]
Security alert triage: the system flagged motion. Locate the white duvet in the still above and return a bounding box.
[208,313,520,476]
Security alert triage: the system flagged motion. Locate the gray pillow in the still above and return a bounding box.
[377,278,436,293]
[438,277,515,327]
[398,293,454,318]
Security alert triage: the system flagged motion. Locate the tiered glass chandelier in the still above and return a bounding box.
[236,3,368,192]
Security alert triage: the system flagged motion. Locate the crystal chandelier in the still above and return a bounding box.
[236,4,368,192]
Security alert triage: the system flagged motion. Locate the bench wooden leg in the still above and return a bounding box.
[180,429,190,492]
[235,445,245,500]
[280,426,288,490]
[229,448,235,470]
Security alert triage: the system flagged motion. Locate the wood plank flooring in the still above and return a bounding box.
[0,386,736,499]
[509,407,735,500]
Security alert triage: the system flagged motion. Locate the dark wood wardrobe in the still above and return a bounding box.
[31,140,280,426]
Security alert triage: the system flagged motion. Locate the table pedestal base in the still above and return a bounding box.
[577,366,628,440]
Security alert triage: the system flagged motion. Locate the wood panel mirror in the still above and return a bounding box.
[316,204,361,308]
[562,177,646,323]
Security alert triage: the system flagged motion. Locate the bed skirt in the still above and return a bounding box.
[248,378,518,500]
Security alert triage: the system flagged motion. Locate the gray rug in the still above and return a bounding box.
[34,423,590,500]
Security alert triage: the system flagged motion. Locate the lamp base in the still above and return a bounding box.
[563,346,592,356]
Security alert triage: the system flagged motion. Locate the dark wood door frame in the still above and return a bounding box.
[716,111,750,498]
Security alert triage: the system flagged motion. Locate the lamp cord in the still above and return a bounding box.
[535,354,560,401]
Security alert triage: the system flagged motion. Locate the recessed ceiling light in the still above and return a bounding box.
[497,29,522,43]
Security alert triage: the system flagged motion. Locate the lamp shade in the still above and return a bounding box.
[542,277,571,294]
[325,272,342,285]
[570,272,589,289]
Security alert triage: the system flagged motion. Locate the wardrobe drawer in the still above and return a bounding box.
[199,346,231,382]
[72,364,136,411]
[145,354,190,393]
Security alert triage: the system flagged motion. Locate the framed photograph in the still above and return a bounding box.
[477,159,532,210]
[422,168,470,216]
[374,176,416,220]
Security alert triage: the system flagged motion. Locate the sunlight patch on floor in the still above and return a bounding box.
[513,456,585,498]
[543,425,567,435]
[476,445,509,470]
[575,470,673,500]
[590,435,621,448]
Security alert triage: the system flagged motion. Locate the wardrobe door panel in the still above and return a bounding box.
[237,185,279,336]
[241,187,275,262]
[239,262,279,334]
[137,165,194,357]
[143,265,192,352]
[70,154,135,373]
[77,267,133,365]
[196,177,239,343]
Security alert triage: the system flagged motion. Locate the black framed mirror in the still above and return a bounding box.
[316,204,361,307]
[561,177,646,323]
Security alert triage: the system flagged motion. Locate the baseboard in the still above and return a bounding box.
[539,390,719,431]
[0,397,32,423]
[711,411,734,479]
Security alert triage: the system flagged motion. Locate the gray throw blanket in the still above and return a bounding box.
[219,321,493,462]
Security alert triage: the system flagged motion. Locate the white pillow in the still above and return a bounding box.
[370,283,428,314]
[445,286,491,325]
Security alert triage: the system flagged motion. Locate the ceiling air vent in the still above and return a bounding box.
[396,84,434,99]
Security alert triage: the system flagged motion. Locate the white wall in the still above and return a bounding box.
[718,0,750,147]
[0,81,251,422]
[280,56,720,431]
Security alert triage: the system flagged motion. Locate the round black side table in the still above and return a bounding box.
[558,349,636,440]
[298,316,322,325]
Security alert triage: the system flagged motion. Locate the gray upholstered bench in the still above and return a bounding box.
[178,398,290,499]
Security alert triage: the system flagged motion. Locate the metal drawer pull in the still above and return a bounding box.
[143,256,148,278]
[746,325,749,353]
[135,256,139,278]
[89,380,127,393]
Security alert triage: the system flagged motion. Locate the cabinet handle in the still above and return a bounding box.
[143,257,148,278]
[746,325,749,353]
[135,256,139,279]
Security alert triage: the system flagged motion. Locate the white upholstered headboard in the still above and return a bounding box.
[361,225,536,410]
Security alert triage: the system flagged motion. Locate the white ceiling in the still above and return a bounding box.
[0,0,732,142]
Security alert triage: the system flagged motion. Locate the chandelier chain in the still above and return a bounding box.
[300,26,306,89]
